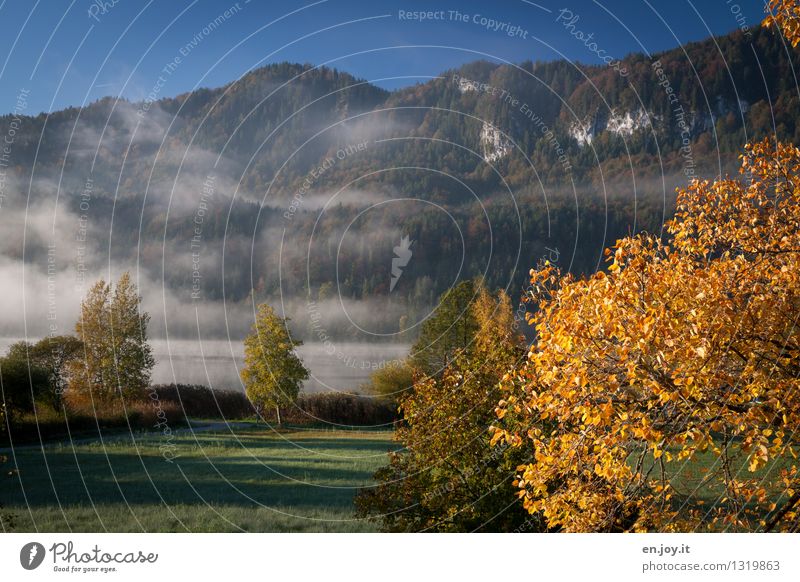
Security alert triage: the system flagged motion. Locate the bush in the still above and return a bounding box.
[274,393,398,427]
[63,390,186,428]
[150,385,396,426]
[150,384,254,419]
[0,355,50,418]
[365,361,414,404]
[3,394,187,446]
[1,382,396,447]
[5,336,83,407]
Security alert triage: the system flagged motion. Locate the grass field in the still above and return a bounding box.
[627,443,798,530]
[0,423,397,532]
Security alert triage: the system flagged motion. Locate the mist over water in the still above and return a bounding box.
[0,337,409,395]
[147,339,409,393]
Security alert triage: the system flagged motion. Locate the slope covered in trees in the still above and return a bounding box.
[1,25,796,332]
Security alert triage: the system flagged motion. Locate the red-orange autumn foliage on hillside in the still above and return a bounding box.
[495,140,800,532]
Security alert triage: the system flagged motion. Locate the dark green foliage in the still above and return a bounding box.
[356,287,536,532]
[409,280,479,375]
[0,353,50,417]
[0,401,15,530]
[146,385,397,427]
[6,336,83,407]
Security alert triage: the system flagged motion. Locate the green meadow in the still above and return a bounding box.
[1,424,397,532]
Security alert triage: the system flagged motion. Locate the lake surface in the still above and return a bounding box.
[0,338,409,394]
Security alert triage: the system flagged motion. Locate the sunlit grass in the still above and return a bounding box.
[627,442,798,529]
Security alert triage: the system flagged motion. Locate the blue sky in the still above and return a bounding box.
[0,0,767,114]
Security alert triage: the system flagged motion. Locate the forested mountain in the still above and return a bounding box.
[2,25,796,337]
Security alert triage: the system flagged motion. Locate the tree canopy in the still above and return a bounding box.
[408,279,481,376]
[6,336,83,406]
[0,352,49,417]
[67,272,154,401]
[241,303,309,425]
[495,139,800,532]
[357,286,533,531]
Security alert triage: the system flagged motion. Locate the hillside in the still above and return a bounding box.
[0,24,796,336]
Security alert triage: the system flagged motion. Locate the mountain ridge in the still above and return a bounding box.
[0,24,796,334]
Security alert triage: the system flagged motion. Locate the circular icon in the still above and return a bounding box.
[19,542,46,570]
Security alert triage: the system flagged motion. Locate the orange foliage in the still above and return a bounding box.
[765,0,800,47]
[495,140,800,532]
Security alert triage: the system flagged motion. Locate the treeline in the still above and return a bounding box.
[149,385,396,427]
[102,190,668,314]
[3,378,395,445]
[0,272,396,447]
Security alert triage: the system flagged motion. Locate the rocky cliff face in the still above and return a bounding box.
[568,98,751,147]
[480,122,512,161]
[568,109,653,146]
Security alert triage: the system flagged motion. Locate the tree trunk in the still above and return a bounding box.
[275,404,282,427]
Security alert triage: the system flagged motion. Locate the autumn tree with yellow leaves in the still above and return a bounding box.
[494,139,800,532]
[241,303,308,426]
[67,273,155,402]
[765,0,800,46]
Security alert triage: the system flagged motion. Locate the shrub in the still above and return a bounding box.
[0,355,50,419]
[152,385,395,426]
[260,393,397,427]
[365,361,414,404]
[5,336,83,407]
[3,393,187,446]
[150,384,254,419]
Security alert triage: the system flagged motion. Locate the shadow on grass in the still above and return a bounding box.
[1,431,395,514]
